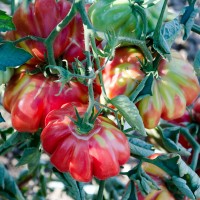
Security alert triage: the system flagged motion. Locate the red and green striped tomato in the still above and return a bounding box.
[5,0,74,65]
[2,65,100,133]
[102,47,200,129]
[88,0,167,39]
[41,102,130,182]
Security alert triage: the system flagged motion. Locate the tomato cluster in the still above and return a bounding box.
[1,0,200,196]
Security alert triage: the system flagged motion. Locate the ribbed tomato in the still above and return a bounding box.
[3,65,100,133]
[102,47,200,129]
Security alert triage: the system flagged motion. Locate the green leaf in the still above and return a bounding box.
[0,112,5,123]
[180,6,199,40]
[0,42,32,71]
[130,73,154,103]
[17,147,41,172]
[161,18,182,49]
[110,95,146,136]
[129,137,154,157]
[0,164,25,200]
[194,50,200,77]
[53,169,85,200]
[0,10,15,32]
[172,176,195,199]
[0,131,32,155]
[144,154,200,199]
[122,181,138,200]
[130,167,159,196]
[159,127,191,157]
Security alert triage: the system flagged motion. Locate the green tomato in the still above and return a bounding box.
[88,0,167,39]
[0,68,14,85]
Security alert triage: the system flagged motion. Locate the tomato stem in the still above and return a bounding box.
[180,127,200,170]
[97,180,105,200]
[44,1,77,65]
[192,24,200,35]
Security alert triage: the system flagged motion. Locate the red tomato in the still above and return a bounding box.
[6,0,75,64]
[41,102,130,182]
[193,97,200,124]
[3,65,100,133]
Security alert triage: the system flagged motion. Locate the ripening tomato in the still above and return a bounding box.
[102,47,200,129]
[41,102,130,182]
[5,0,79,65]
[3,65,100,133]
[193,97,200,124]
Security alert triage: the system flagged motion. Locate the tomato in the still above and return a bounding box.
[41,102,130,182]
[2,65,100,133]
[0,68,14,85]
[102,47,200,129]
[5,0,77,65]
[192,97,200,124]
[88,0,167,40]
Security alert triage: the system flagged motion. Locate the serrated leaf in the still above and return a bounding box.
[172,176,195,199]
[130,168,159,196]
[153,32,171,60]
[144,154,200,199]
[0,42,32,70]
[53,169,85,200]
[159,127,191,156]
[122,181,138,200]
[129,137,154,157]
[0,131,32,155]
[0,10,15,32]
[110,95,146,136]
[161,17,182,48]
[180,6,199,40]
[0,164,25,200]
[130,73,154,103]
[0,112,5,123]
[17,147,41,170]
[194,50,200,77]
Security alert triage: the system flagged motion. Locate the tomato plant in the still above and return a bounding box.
[41,102,130,182]
[0,0,199,199]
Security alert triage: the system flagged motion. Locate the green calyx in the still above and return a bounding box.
[72,106,101,135]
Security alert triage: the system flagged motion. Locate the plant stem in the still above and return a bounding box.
[44,2,77,65]
[153,0,168,39]
[118,37,153,64]
[192,24,200,35]
[13,36,45,45]
[180,127,200,170]
[97,180,105,200]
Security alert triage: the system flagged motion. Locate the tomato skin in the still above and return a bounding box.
[193,97,200,124]
[88,0,167,39]
[2,65,99,133]
[41,102,130,182]
[6,0,74,64]
[102,47,200,129]
[0,68,14,85]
